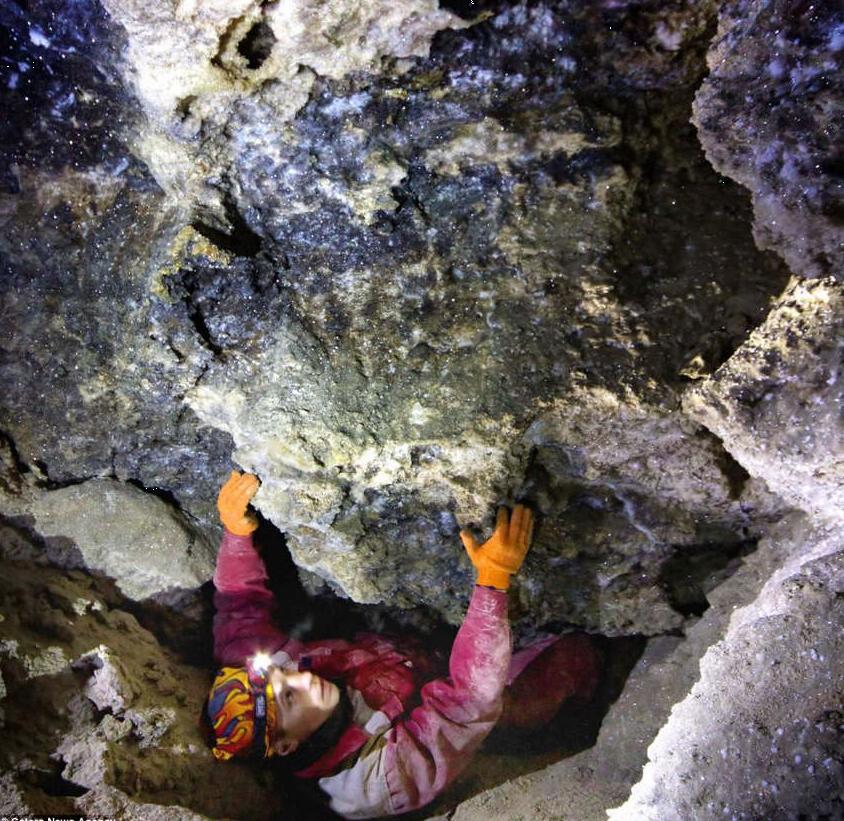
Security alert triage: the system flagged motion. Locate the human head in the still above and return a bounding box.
[266,666,341,756]
[207,658,340,760]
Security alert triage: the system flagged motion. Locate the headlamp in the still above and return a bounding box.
[251,651,272,675]
[247,651,272,759]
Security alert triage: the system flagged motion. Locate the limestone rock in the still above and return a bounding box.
[685,277,844,525]
[609,517,844,820]
[1,0,792,636]
[1,1,841,819]
[77,785,210,821]
[0,771,30,816]
[77,645,132,713]
[693,0,844,280]
[0,550,285,819]
[56,694,112,790]
[28,479,216,601]
[99,0,465,206]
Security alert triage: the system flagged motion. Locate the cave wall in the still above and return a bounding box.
[534,4,844,819]
[1,0,842,819]
[1,0,792,635]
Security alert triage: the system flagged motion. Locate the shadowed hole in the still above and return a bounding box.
[237,20,276,70]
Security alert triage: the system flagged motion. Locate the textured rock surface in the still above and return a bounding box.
[685,276,844,525]
[693,0,844,280]
[27,479,216,601]
[609,515,844,821]
[0,1,234,534]
[99,0,463,209]
[0,532,286,819]
[0,0,792,634]
[1,1,842,819]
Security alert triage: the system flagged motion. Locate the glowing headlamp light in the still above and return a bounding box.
[251,651,272,675]
[246,651,273,759]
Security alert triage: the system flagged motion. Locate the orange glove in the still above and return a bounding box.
[460,504,534,591]
[217,470,261,536]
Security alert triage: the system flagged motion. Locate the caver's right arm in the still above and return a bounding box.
[212,471,300,666]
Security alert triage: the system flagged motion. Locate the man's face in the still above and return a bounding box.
[267,666,340,756]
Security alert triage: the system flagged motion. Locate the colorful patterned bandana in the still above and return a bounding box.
[208,666,277,760]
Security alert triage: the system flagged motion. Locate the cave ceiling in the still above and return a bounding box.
[0,0,839,637]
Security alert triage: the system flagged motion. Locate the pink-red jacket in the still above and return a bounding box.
[213,530,511,818]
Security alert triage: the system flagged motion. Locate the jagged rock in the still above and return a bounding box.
[685,277,844,525]
[0,0,791,636]
[76,645,132,713]
[0,771,30,816]
[609,516,844,820]
[77,785,210,821]
[99,0,464,209]
[0,548,285,818]
[692,0,844,280]
[56,694,112,789]
[1,2,839,817]
[27,480,216,601]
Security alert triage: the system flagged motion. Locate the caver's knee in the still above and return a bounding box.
[499,633,600,731]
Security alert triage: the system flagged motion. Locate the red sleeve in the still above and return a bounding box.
[383,585,510,814]
[212,530,296,666]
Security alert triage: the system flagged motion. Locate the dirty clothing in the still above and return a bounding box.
[213,530,597,818]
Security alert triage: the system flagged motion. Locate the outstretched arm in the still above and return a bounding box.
[318,506,534,819]
[212,471,298,665]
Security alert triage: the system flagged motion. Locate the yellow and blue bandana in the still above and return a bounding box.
[207,666,277,761]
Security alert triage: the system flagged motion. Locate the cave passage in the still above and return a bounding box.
[2,0,842,819]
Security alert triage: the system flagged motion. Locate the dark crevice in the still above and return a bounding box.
[0,427,31,476]
[124,477,185,512]
[210,14,247,70]
[659,540,757,618]
[438,0,505,20]
[164,336,187,363]
[191,208,263,258]
[190,362,211,390]
[180,280,225,359]
[175,94,197,121]
[125,586,216,667]
[17,763,89,798]
[713,444,752,500]
[38,472,97,492]
[237,19,277,69]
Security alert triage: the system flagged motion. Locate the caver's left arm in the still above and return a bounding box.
[316,506,533,819]
[316,583,511,819]
[212,471,300,666]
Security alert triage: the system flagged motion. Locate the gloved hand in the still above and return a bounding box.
[218,470,261,536]
[460,504,534,591]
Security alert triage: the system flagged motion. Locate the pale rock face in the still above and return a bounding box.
[519,388,783,634]
[1,0,795,636]
[2,2,840,816]
[0,551,284,818]
[56,694,113,790]
[0,771,30,816]
[2,0,797,637]
[77,785,209,821]
[78,645,130,713]
[99,0,464,206]
[685,277,844,525]
[608,516,844,821]
[692,0,844,280]
[28,480,215,601]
